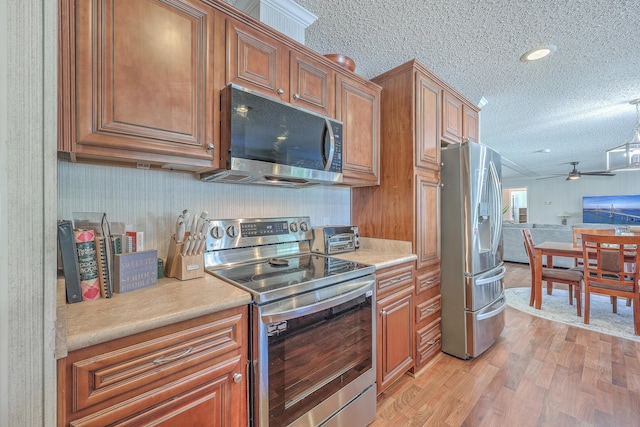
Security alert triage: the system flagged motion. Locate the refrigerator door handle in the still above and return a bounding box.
[474,266,506,286]
[488,160,502,255]
[476,297,506,321]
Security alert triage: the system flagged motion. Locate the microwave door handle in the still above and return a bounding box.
[323,118,336,171]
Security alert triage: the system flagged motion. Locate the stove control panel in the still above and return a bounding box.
[205,217,313,252]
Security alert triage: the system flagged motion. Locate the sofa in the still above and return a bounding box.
[502,222,616,268]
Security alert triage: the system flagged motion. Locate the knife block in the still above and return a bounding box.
[164,233,204,280]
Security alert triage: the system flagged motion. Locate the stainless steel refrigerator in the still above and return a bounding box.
[440,142,506,359]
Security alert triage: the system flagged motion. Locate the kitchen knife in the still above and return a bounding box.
[175,217,186,243]
[182,236,192,256]
[196,233,207,254]
[194,211,208,234]
[182,209,191,232]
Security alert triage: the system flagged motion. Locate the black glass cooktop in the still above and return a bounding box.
[210,254,374,304]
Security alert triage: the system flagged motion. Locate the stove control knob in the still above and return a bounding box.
[289,222,298,232]
[226,225,238,238]
[210,226,223,240]
[299,221,309,232]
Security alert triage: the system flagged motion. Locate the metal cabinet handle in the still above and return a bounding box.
[380,309,387,316]
[207,142,214,150]
[153,346,193,364]
[277,88,284,95]
[293,93,300,100]
[233,373,243,383]
[426,339,437,345]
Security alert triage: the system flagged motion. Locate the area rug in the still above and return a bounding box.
[505,287,639,342]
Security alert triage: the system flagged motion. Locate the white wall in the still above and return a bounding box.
[504,171,640,225]
[58,162,352,258]
[0,0,8,422]
[2,1,58,425]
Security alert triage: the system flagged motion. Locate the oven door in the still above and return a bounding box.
[252,275,376,427]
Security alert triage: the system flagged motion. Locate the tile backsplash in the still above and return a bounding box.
[57,161,351,257]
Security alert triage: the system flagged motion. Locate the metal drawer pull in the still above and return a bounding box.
[426,339,438,345]
[424,305,438,313]
[387,274,410,285]
[153,346,193,364]
[380,309,387,316]
[233,373,243,384]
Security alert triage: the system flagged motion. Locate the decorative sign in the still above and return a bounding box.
[113,250,158,293]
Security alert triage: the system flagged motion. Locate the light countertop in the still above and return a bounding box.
[331,237,417,269]
[56,274,251,358]
[56,237,415,359]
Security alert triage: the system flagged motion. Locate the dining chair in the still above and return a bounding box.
[581,233,640,335]
[572,227,616,267]
[522,228,584,315]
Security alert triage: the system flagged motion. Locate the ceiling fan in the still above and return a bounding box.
[537,162,616,181]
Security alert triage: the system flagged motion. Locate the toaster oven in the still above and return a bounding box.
[311,226,360,255]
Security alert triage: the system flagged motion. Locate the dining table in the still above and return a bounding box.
[532,240,637,310]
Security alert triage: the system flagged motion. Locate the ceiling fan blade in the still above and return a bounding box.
[535,175,566,180]
[580,172,616,176]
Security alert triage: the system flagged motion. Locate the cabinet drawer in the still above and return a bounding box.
[376,264,414,297]
[71,312,244,413]
[415,318,441,366]
[415,295,441,324]
[415,267,440,295]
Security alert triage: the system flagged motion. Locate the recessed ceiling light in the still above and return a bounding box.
[520,45,557,62]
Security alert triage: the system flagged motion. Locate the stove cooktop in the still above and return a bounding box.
[208,253,374,304]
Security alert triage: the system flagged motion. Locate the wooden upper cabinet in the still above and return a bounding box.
[289,51,335,116]
[336,74,381,186]
[225,17,289,100]
[442,90,463,144]
[463,105,480,143]
[226,18,334,117]
[415,72,441,171]
[62,0,218,170]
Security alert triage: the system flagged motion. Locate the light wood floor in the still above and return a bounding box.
[371,262,640,427]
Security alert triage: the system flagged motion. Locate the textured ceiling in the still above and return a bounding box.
[227,0,640,179]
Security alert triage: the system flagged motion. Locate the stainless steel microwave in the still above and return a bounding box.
[200,84,343,187]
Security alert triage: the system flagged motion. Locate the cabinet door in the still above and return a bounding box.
[70,356,245,427]
[225,17,288,100]
[289,51,334,116]
[441,90,463,144]
[69,0,218,169]
[377,287,413,393]
[336,74,381,186]
[463,104,480,143]
[415,72,441,171]
[58,308,248,427]
[415,171,441,270]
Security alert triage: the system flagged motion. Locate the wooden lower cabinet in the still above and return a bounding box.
[57,307,248,427]
[412,266,442,373]
[376,263,414,393]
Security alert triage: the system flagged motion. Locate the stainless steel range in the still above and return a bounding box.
[204,217,376,427]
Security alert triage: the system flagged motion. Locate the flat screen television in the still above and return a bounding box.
[582,195,640,224]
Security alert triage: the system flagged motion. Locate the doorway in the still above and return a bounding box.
[502,188,528,223]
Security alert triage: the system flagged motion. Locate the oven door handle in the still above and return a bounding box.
[261,280,374,323]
